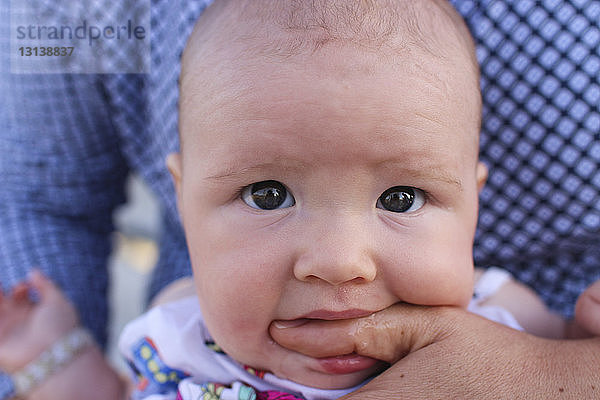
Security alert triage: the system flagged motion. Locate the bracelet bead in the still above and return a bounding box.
[10,328,94,398]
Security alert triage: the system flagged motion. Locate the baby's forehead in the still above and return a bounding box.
[181,0,477,77]
[179,0,481,154]
[180,54,480,172]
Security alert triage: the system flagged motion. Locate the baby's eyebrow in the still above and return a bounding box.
[375,160,464,191]
[203,161,307,183]
[427,172,463,190]
[410,167,463,190]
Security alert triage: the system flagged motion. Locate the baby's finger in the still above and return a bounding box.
[11,282,31,303]
[28,269,61,301]
[28,270,78,325]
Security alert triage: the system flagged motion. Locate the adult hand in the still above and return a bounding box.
[270,304,600,399]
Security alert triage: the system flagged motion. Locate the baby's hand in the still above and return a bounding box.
[575,279,600,336]
[0,270,78,373]
[0,271,127,400]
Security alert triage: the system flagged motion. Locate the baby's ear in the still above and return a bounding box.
[476,161,488,193]
[166,153,183,207]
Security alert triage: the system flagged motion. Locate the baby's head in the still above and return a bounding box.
[169,0,487,390]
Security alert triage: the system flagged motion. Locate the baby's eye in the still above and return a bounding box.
[376,186,425,213]
[242,180,295,210]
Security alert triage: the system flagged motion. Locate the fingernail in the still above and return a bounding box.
[272,319,309,329]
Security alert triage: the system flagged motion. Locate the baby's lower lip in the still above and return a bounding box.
[317,353,379,375]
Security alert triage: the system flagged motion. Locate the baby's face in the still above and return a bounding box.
[173,44,484,389]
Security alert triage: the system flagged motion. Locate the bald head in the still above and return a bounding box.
[179,0,481,152]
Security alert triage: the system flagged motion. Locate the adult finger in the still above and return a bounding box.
[270,303,454,364]
[10,282,30,303]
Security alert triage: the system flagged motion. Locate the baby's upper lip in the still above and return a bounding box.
[299,309,377,320]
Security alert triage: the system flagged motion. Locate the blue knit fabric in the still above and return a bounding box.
[0,0,598,360]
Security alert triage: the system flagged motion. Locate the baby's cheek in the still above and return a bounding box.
[202,296,270,343]
[426,271,473,307]
[388,254,473,307]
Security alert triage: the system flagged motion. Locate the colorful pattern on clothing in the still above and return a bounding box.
[204,340,268,379]
[125,335,306,400]
[197,382,229,400]
[205,340,226,355]
[170,341,305,400]
[128,337,189,398]
[176,380,305,400]
[243,366,267,379]
[256,391,306,400]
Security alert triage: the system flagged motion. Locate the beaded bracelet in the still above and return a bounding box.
[7,327,95,399]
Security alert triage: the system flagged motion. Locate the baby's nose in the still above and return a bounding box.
[293,217,377,285]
